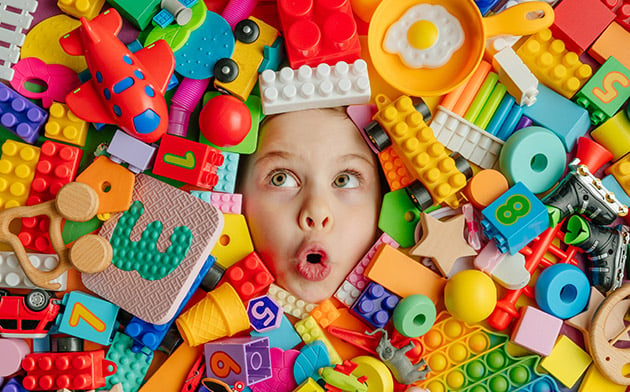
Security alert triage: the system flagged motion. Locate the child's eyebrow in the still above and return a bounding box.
[254,150,295,166]
[338,153,377,168]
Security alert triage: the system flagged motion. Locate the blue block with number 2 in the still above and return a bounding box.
[481,182,549,255]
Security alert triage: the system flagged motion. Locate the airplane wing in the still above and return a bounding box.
[65,82,116,124]
[134,39,175,95]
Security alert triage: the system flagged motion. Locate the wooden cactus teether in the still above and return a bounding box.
[0,182,112,290]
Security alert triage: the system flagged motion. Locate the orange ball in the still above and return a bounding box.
[462,169,509,209]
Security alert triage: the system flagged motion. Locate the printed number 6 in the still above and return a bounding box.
[210,351,242,378]
[496,194,530,225]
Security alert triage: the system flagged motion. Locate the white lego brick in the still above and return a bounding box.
[259,59,371,115]
[493,46,539,107]
[267,283,316,319]
[107,129,157,173]
[430,106,503,169]
[0,251,67,291]
[1,0,38,12]
[0,0,38,82]
[334,281,361,307]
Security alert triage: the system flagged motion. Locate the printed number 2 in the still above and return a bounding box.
[496,194,531,226]
[593,71,630,104]
[210,351,242,378]
[69,302,106,332]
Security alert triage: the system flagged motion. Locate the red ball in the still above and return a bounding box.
[199,94,252,147]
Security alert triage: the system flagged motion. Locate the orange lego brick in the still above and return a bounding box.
[0,139,40,209]
[310,299,341,329]
[589,21,630,70]
[377,146,413,192]
[364,244,446,304]
[75,156,135,214]
[517,29,593,99]
[44,102,89,147]
[605,152,630,196]
[57,0,105,19]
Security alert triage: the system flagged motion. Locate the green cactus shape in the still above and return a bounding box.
[110,201,192,280]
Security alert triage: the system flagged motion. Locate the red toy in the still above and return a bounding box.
[222,252,275,301]
[199,94,252,147]
[59,9,175,143]
[0,289,60,339]
[21,350,117,391]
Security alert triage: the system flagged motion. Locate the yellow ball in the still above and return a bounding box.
[444,270,497,323]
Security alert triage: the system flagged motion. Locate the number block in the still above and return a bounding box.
[247,295,282,333]
[103,331,153,392]
[56,291,119,346]
[481,182,549,255]
[153,134,224,189]
[204,336,272,386]
[575,56,630,126]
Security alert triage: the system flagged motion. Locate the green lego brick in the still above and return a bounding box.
[106,0,161,30]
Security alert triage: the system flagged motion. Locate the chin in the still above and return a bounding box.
[282,280,336,304]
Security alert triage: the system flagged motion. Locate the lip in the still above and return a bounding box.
[296,244,332,282]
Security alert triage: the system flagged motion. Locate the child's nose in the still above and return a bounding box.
[299,198,333,231]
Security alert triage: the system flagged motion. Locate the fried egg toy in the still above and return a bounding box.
[383,4,465,69]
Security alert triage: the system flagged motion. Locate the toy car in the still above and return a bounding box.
[0,289,60,338]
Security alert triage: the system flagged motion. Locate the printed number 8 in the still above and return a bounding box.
[496,195,530,225]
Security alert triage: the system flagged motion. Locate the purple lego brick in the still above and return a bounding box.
[190,190,242,214]
[0,83,47,144]
[204,336,272,385]
[351,281,400,328]
[107,129,157,173]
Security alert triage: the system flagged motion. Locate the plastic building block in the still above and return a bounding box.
[83,174,224,325]
[589,21,630,70]
[0,84,47,144]
[592,110,630,161]
[176,282,249,347]
[56,291,119,346]
[293,341,331,385]
[602,0,630,31]
[104,331,152,392]
[310,299,340,329]
[410,213,477,277]
[251,313,302,351]
[57,0,106,19]
[211,214,254,269]
[481,182,550,255]
[378,188,421,248]
[0,140,40,209]
[190,190,242,215]
[294,316,341,365]
[474,240,530,289]
[223,252,274,302]
[267,283,316,320]
[335,233,398,307]
[365,244,446,304]
[606,157,630,202]
[75,156,135,215]
[214,17,280,101]
[104,0,161,30]
[351,282,399,328]
[0,338,30,377]
[21,350,117,391]
[492,46,538,106]
[430,106,504,170]
[540,335,592,388]
[464,72,499,123]
[153,134,224,189]
[462,169,509,209]
[259,60,371,115]
[378,146,414,191]
[2,378,29,392]
[534,263,590,319]
[10,58,81,109]
[204,336,272,385]
[214,151,239,194]
[392,294,436,338]
[44,103,88,147]
[499,126,566,194]
[144,0,207,52]
[575,56,630,126]
[0,251,67,291]
[106,129,157,174]
[511,305,562,355]
[0,0,37,81]
[277,0,361,68]
[249,347,299,392]
[247,295,282,333]
[550,0,615,54]
[578,364,627,392]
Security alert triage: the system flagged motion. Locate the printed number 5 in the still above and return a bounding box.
[593,71,630,104]
[251,301,275,327]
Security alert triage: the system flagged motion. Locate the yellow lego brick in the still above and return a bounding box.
[540,335,592,388]
[0,140,40,209]
[310,298,340,328]
[57,0,106,20]
[517,29,592,99]
[211,213,254,269]
[294,377,325,392]
[605,153,630,196]
[378,146,413,192]
[373,94,467,208]
[294,315,342,364]
[578,365,626,392]
[214,17,279,101]
[44,102,89,147]
[592,110,630,161]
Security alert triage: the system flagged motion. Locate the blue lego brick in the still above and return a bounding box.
[495,102,523,141]
[293,341,331,385]
[486,94,515,136]
[475,0,501,15]
[602,174,630,206]
[351,282,400,328]
[522,84,590,152]
[214,151,239,193]
[56,291,119,345]
[250,313,302,351]
[124,255,215,353]
[105,331,153,392]
[0,83,47,144]
[153,9,174,28]
[481,182,550,255]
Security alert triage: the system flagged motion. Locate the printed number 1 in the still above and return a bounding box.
[163,151,196,169]
[495,194,531,226]
[68,302,106,332]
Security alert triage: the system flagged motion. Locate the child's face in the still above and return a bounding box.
[241,109,381,303]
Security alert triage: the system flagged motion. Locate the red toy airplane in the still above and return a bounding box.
[60,9,175,143]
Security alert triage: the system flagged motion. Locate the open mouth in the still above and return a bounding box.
[306,253,323,264]
[297,247,331,281]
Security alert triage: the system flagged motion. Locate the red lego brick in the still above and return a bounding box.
[18,141,82,253]
[153,134,224,189]
[21,350,117,391]
[550,0,616,54]
[602,0,630,31]
[277,0,361,68]
[222,252,275,301]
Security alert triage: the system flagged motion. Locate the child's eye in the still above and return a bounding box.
[269,170,299,187]
[333,172,360,188]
